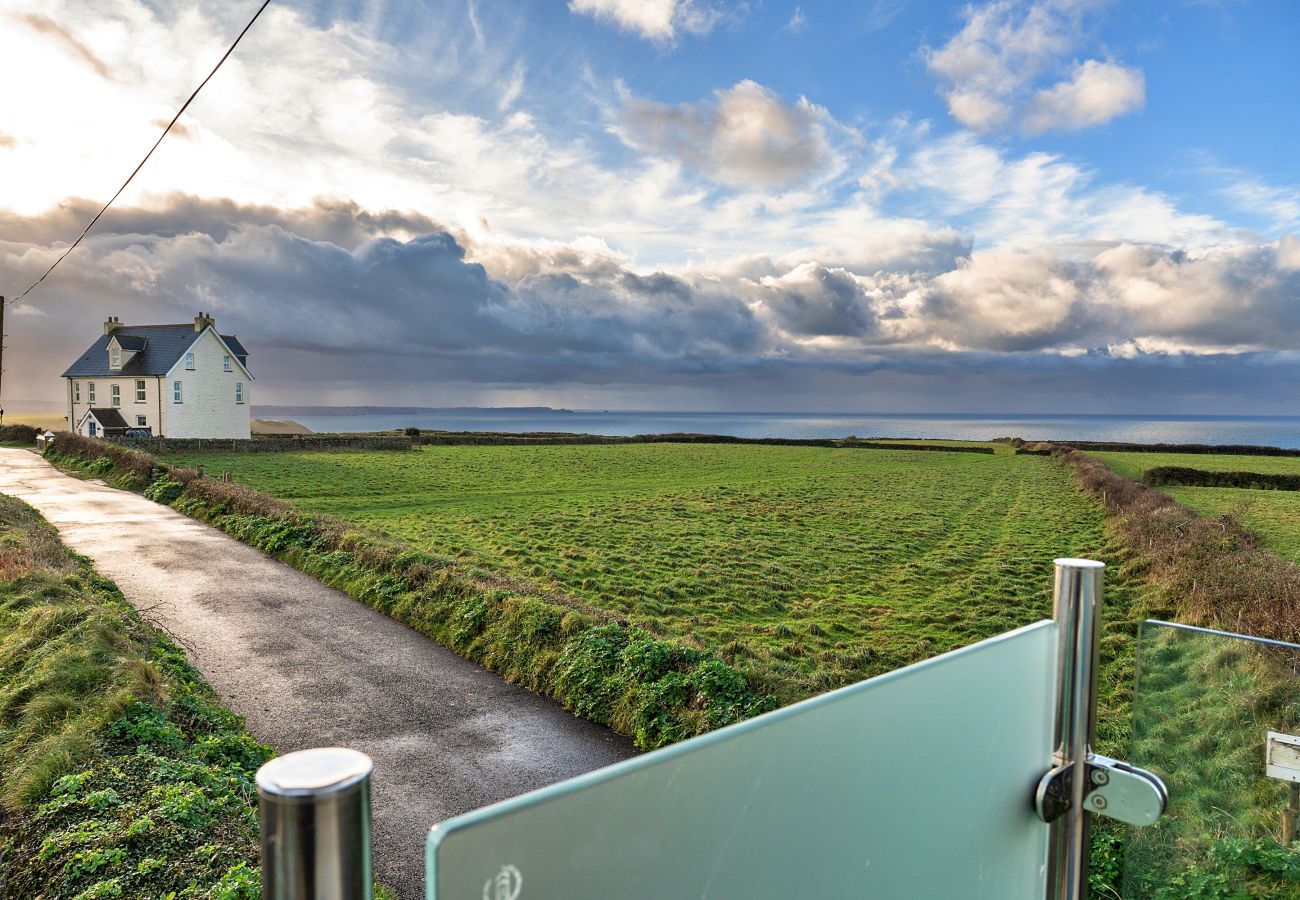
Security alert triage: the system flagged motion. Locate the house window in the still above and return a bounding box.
[136,416,147,427]
[135,380,146,402]
[111,385,121,407]
[109,348,122,369]
[88,382,96,404]
[184,352,195,370]
[88,421,97,438]
[235,383,244,404]
[74,382,81,402]
[223,355,232,372]
[173,381,183,403]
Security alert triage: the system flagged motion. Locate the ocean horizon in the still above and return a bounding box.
[253,408,1300,449]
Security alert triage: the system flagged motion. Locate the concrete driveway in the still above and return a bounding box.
[0,448,634,899]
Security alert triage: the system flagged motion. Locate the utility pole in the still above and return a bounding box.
[1,297,6,427]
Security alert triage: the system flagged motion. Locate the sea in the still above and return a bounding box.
[255,409,1300,449]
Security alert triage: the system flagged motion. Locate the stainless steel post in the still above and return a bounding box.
[1046,558,1104,900]
[257,747,374,900]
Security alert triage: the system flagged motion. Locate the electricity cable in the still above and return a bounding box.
[9,0,273,306]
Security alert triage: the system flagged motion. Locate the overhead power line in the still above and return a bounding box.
[9,0,273,306]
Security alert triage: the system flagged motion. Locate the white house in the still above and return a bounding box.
[62,313,253,439]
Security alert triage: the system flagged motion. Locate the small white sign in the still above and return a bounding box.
[1266,732,1300,783]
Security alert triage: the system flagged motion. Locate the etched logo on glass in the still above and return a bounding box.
[482,864,521,900]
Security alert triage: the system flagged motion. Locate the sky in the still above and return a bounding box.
[1,0,1298,413]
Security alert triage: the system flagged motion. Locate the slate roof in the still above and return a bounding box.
[62,325,250,378]
[85,408,129,430]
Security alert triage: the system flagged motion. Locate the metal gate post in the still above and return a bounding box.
[257,747,374,900]
[1045,558,1104,900]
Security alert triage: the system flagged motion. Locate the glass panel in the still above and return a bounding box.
[428,620,1057,900]
[1126,621,1300,897]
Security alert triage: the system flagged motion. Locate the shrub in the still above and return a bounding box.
[44,433,157,489]
[1143,466,1300,491]
[0,423,40,443]
[143,475,187,505]
[1060,440,1300,458]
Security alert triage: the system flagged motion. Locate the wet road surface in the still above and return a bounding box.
[0,448,634,898]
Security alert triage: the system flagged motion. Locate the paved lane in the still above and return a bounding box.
[0,448,634,899]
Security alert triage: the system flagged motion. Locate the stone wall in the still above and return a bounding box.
[414,431,996,453]
[107,435,412,453]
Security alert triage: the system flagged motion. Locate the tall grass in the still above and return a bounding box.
[0,498,164,807]
[0,494,270,899]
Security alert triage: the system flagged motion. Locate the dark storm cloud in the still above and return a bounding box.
[0,196,441,251]
[756,265,877,337]
[0,198,764,401]
[4,196,1300,412]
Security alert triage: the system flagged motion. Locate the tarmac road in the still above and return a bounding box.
[0,448,634,898]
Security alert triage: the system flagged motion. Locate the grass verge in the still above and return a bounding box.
[0,492,268,900]
[1057,447,1300,644]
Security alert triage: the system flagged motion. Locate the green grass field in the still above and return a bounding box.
[1094,452,1300,563]
[165,443,1112,699]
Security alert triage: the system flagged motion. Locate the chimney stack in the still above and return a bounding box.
[194,311,215,332]
[104,315,122,335]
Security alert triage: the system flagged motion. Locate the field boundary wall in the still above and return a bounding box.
[107,435,413,452]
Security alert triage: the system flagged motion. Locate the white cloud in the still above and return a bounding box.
[616,80,845,190]
[1218,175,1300,232]
[568,0,727,41]
[923,0,1144,133]
[1024,59,1144,132]
[498,60,526,111]
[944,90,1012,131]
[1279,236,1300,271]
[904,132,1227,250]
[786,6,807,33]
[913,248,1087,351]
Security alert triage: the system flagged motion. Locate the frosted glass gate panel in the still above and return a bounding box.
[427,620,1058,900]
[1125,621,1300,897]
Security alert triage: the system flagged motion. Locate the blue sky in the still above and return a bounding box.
[1,0,1298,412]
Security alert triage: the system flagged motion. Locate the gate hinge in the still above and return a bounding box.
[1035,754,1168,827]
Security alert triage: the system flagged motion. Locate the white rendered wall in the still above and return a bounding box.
[162,329,252,438]
[67,375,165,435]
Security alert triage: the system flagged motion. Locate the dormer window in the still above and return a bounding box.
[109,348,122,369]
[185,352,195,370]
